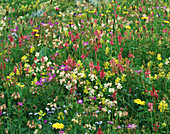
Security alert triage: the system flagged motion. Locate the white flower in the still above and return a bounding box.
[63,27,68,31]
[89,89,95,96]
[66,73,70,78]
[104,83,108,88]
[97,94,101,98]
[109,88,115,93]
[35,52,39,57]
[117,83,122,89]
[59,71,65,77]
[165,61,169,65]
[46,61,52,67]
[44,56,48,62]
[52,69,55,74]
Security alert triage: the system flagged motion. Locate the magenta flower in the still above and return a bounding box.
[18,102,23,106]
[83,42,88,46]
[77,100,84,104]
[44,120,47,123]
[127,124,137,129]
[56,7,59,10]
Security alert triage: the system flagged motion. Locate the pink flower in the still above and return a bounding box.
[100,69,105,80]
[147,103,153,111]
[56,7,59,10]
[18,102,23,106]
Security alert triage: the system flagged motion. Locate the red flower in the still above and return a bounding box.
[96,127,103,134]
[100,69,105,80]
[95,61,100,72]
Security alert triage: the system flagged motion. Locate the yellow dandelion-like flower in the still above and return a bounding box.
[163,20,169,24]
[125,26,131,29]
[52,123,64,130]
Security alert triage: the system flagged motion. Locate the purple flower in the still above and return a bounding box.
[44,120,47,123]
[55,22,59,25]
[117,126,121,129]
[18,102,23,106]
[5,58,10,62]
[107,121,113,124]
[64,65,71,71]
[98,106,103,109]
[127,124,137,129]
[58,130,64,134]
[48,76,53,82]
[55,53,59,56]
[77,99,84,104]
[59,65,65,70]
[135,69,143,73]
[0,111,2,115]
[93,96,97,100]
[83,42,88,46]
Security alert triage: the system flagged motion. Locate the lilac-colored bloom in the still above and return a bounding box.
[18,102,23,106]
[83,42,88,46]
[59,65,65,70]
[58,130,64,134]
[98,106,103,109]
[135,69,143,73]
[108,110,111,114]
[5,58,10,62]
[127,124,137,129]
[107,121,113,124]
[77,99,84,104]
[117,126,121,129]
[64,65,71,71]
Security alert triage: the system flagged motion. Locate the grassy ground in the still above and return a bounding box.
[0,0,170,134]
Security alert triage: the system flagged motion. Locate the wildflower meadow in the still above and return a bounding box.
[0,0,169,133]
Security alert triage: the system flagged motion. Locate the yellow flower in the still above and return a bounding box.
[158,63,163,68]
[52,123,64,129]
[163,20,169,24]
[121,74,126,82]
[33,29,38,32]
[125,26,131,29]
[16,69,20,75]
[157,54,162,61]
[141,17,148,20]
[38,110,46,116]
[30,47,35,53]
[158,100,168,112]
[115,77,120,84]
[162,123,166,127]
[123,11,128,14]
[35,34,40,37]
[21,55,27,62]
[134,99,145,105]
